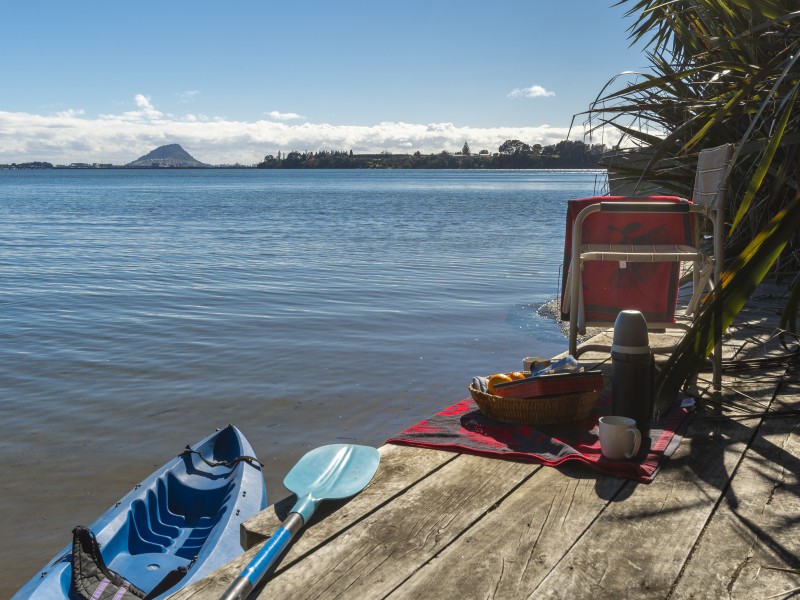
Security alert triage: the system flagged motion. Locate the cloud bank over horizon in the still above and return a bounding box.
[0,96,597,166]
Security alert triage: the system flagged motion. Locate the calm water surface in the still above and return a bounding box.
[0,168,601,594]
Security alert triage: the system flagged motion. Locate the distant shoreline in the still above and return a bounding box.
[0,164,608,172]
[1,139,610,171]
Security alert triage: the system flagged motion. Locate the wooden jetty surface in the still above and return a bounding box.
[171,281,800,599]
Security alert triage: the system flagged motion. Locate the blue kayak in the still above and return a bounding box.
[13,425,267,599]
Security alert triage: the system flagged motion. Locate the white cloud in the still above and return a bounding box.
[267,111,306,121]
[103,94,165,121]
[56,109,85,118]
[508,85,556,99]
[134,94,163,118]
[178,90,200,102]
[0,95,603,165]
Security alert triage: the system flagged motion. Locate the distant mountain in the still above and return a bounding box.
[126,144,211,168]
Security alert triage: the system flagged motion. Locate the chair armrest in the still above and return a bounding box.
[599,201,692,213]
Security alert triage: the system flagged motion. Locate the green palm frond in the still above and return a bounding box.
[732,85,799,233]
[656,192,800,413]
[587,0,800,405]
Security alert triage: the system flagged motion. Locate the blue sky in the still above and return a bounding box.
[2,1,649,165]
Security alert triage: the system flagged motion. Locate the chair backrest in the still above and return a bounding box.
[559,196,693,323]
[692,143,735,210]
[690,143,735,286]
[691,143,734,388]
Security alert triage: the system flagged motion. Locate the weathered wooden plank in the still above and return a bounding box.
[250,452,541,599]
[384,463,627,599]
[241,444,457,549]
[670,373,800,599]
[526,368,786,599]
[170,444,457,600]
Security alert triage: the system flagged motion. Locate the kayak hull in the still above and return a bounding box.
[13,424,266,599]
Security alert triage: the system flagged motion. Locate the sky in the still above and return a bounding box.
[1,1,651,166]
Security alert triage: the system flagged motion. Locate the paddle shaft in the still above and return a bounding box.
[220,513,304,600]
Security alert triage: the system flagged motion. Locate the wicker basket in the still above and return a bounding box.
[469,385,600,425]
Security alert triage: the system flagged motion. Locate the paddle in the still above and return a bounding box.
[220,444,380,600]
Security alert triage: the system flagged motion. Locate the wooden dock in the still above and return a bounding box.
[171,282,800,599]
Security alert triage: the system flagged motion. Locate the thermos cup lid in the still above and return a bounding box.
[612,310,650,354]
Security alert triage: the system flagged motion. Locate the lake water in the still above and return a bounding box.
[0,168,602,595]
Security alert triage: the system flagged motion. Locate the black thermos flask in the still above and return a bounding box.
[611,310,655,438]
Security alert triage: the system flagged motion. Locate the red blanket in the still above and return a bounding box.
[387,393,689,483]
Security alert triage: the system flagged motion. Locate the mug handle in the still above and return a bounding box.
[625,428,642,459]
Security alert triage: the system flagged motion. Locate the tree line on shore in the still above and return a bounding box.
[1,139,609,170]
[257,139,608,169]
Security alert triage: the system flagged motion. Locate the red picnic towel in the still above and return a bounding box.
[387,392,689,483]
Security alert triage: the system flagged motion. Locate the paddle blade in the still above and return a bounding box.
[284,444,380,522]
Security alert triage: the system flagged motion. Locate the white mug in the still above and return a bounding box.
[599,416,642,459]
[522,356,550,372]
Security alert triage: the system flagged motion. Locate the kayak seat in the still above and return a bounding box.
[165,471,235,525]
[103,507,196,592]
[70,526,148,600]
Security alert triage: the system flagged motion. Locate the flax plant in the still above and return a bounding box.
[583,0,800,412]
